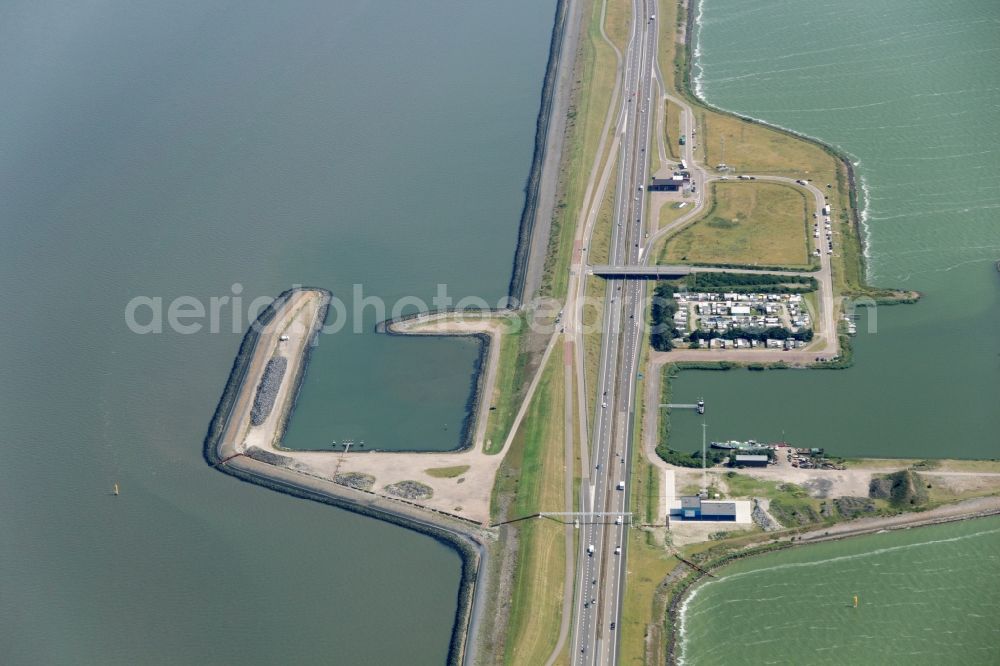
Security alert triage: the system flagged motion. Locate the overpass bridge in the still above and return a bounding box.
[588,264,693,278]
[588,264,815,279]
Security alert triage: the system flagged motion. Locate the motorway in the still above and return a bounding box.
[567,2,842,663]
[589,264,815,277]
[570,0,658,662]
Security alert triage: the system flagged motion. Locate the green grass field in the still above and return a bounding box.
[619,530,676,666]
[657,199,692,231]
[660,181,811,267]
[588,174,617,265]
[663,100,681,162]
[582,273,606,434]
[501,354,568,665]
[619,347,681,666]
[698,111,838,182]
[722,472,824,525]
[604,0,630,51]
[539,0,622,299]
[423,465,469,479]
[483,317,528,454]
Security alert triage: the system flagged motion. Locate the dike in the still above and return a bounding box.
[507,0,571,305]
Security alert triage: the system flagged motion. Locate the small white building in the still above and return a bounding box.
[669,492,752,523]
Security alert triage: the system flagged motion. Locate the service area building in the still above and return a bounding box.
[671,493,751,523]
[649,173,689,192]
[662,470,753,524]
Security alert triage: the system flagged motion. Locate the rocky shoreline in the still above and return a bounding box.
[664,499,1000,663]
[507,0,573,305]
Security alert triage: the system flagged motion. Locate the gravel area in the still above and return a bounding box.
[250,356,287,426]
[752,499,782,531]
[335,472,375,492]
[384,480,434,501]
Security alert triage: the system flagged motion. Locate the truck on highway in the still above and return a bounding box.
[588,544,595,555]
[617,481,625,490]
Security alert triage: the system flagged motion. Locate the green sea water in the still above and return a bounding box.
[679,516,1000,665]
[0,1,554,662]
[670,0,1000,460]
[677,0,1000,662]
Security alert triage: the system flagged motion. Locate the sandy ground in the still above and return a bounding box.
[638,359,1000,546]
[241,291,324,452]
[218,289,324,460]
[717,453,875,499]
[223,301,536,524]
[669,523,740,548]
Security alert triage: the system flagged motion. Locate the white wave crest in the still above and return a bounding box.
[859,174,873,280]
[692,0,706,100]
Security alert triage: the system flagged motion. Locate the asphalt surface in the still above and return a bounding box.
[568,3,842,663]
[570,0,657,662]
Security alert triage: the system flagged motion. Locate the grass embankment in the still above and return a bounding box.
[582,274,605,434]
[496,1,626,654]
[656,0,680,92]
[661,181,813,268]
[539,0,622,299]
[722,473,828,525]
[496,353,568,665]
[587,174,618,265]
[846,459,1000,505]
[424,465,470,479]
[620,345,681,666]
[483,317,529,454]
[663,100,681,162]
[656,200,690,232]
[699,111,839,182]
[620,530,677,666]
[843,458,1000,474]
[603,0,630,50]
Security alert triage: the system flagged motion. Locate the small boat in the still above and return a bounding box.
[853,595,859,608]
[710,440,766,451]
[113,483,120,496]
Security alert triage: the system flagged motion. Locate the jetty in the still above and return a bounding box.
[662,398,706,414]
